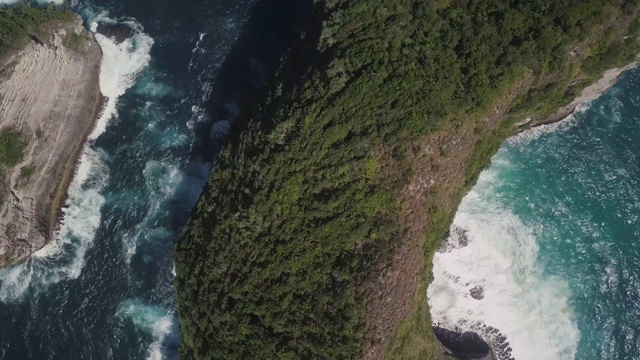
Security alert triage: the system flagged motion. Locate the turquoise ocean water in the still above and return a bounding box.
[429,68,640,359]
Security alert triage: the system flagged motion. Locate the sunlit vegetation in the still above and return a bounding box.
[0,129,26,167]
[64,32,87,53]
[0,128,27,206]
[176,0,640,359]
[0,4,74,59]
[19,164,34,180]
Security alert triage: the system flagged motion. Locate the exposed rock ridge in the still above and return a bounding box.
[0,15,102,267]
[526,62,638,128]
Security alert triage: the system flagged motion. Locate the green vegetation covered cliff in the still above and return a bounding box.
[176,0,640,358]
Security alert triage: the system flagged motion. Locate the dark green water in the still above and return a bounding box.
[430,68,640,360]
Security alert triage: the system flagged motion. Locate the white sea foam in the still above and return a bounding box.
[188,105,210,129]
[42,148,108,257]
[117,299,175,360]
[510,102,592,146]
[0,14,153,303]
[0,265,33,302]
[134,74,180,99]
[428,158,581,360]
[188,32,207,70]
[91,17,154,139]
[121,160,182,264]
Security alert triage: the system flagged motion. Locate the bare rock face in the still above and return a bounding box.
[95,22,132,43]
[0,15,102,267]
[434,326,496,360]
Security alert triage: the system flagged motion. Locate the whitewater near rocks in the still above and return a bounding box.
[0,10,153,301]
[0,1,256,358]
[429,68,640,360]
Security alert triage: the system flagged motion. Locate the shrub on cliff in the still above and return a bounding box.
[0,129,25,167]
[0,4,74,59]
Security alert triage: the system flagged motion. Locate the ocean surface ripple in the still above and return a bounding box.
[0,0,256,359]
[429,69,640,360]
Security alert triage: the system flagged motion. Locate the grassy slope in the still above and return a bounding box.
[176,1,640,359]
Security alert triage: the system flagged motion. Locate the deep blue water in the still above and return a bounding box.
[430,68,640,360]
[0,0,306,358]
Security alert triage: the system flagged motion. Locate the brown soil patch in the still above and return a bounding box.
[362,78,532,359]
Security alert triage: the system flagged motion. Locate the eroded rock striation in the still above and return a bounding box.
[0,15,102,267]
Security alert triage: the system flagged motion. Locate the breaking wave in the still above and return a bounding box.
[428,150,581,360]
[0,12,152,302]
[117,299,179,360]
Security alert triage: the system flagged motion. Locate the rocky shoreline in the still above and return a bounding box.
[434,326,496,360]
[522,62,638,129]
[0,15,103,267]
[49,92,106,241]
[431,62,639,360]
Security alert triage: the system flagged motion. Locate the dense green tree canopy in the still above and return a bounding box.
[0,4,74,59]
[176,0,640,358]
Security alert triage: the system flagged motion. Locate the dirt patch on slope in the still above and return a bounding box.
[362,78,532,359]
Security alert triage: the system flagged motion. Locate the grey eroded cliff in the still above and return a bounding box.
[0,15,102,267]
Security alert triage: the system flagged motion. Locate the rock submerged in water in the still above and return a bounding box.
[470,285,484,300]
[438,225,471,253]
[95,23,133,43]
[434,326,493,359]
[434,323,517,360]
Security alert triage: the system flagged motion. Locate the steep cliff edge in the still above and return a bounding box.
[176,1,640,359]
[0,8,102,267]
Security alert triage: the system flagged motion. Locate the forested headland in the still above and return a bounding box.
[176,1,640,358]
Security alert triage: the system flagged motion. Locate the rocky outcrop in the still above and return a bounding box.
[522,62,639,128]
[0,15,102,267]
[434,327,496,360]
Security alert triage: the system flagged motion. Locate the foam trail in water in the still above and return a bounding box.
[0,14,153,303]
[90,15,154,139]
[510,102,592,146]
[121,160,182,264]
[428,155,580,360]
[117,299,177,360]
[120,155,211,265]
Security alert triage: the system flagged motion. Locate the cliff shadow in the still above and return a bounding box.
[190,0,316,162]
